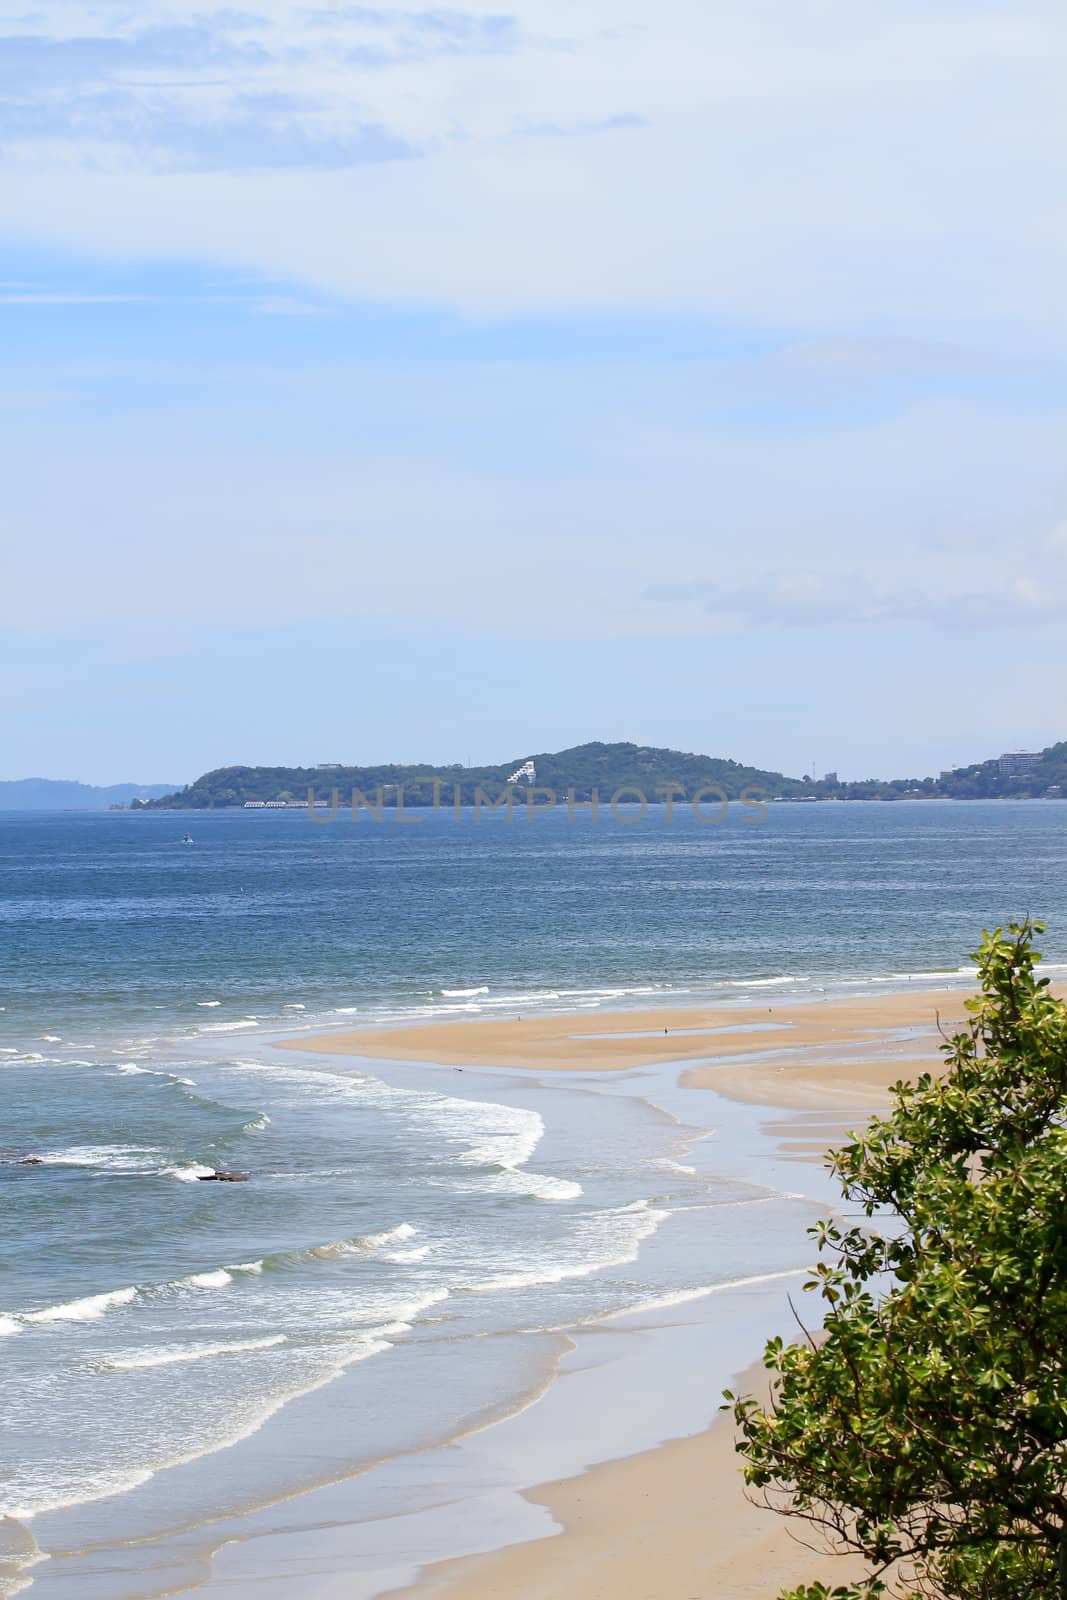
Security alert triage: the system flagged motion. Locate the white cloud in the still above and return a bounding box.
[645,567,1067,632]
[1,1,1066,325]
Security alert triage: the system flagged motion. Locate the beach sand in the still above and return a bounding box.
[384,1360,866,1600]
[281,985,975,1110]
[278,986,976,1599]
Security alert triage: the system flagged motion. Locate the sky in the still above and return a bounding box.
[2,0,1067,784]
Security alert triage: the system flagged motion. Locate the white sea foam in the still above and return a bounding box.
[103,1335,287,1370]
[360,1222,417,1248]
[308,1223,417,1261]
[284,1003,306,1010]
[381,1245,432,1263]
[9,1256,267,1337]
[724,975,808,989]
[605,1267,809,1320]
[0,1315,22,1337]
[332,1006,359,1014]
[4,1323,404,1520]
[178,1269,233,1290]
[469,1200,667,1293]
[441,986,490,997]
[37,1035,62,1043]
[195,1001,221,1007]
[21,1286,138,1325]
[161,1163,216,1182]
[0,1047,19,1054]
[520,1172,584,1200]
[38,1144,162,1171]
[196,1019,259,1033]
[449,1108,582,1201]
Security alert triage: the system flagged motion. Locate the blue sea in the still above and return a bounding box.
[1,801,1066,1595]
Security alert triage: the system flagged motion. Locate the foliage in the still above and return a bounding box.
[140,739,1067,809]
[141,742,797,808]
[728,921,1067,1599]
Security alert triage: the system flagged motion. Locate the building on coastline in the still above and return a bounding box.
[506,759,537,784]
[998,750,1041,776]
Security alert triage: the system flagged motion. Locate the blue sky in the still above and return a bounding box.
[3,0,1067,783]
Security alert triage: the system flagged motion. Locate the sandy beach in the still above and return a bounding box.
[277,985,978,1600]
[281,984,975,1108]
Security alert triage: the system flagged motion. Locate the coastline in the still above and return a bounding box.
[12,984,992,1599]
[384,1357,867,1600]
[279,986,967,1600]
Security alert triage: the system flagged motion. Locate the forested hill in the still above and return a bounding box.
[139,738,1067,809]
[140,743,800,809]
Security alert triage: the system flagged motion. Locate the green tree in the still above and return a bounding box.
[728,921,1067,1599]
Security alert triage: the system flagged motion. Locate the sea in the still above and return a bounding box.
[1,800,1066,1596]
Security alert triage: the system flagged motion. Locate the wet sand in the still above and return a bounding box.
[281,986,978,1599]
[384,1358,866,1600]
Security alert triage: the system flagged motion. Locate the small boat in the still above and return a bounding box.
[181,833,193,845]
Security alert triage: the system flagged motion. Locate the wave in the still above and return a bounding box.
[467,1199,667,1294]
[3,1316,414,1522]
[358,1222,416,1248]
[0,1315,22,1337]
[7,1256,259,1332]
[724,974,808,989]
[196,1019,260,1033]
[161,1163,217,1182]
[284,1003,306,1010]
[115,1064,199,1090]
[449,1111,582,1201]
[20,1286,138,1325]
[441,986,490,997]
[303,1223,417,1261]
[37,1144,163,1172]
[381,1245,432,1263]
[102,1335,287,1370]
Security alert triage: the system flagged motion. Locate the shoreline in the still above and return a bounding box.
[384,1355,868,1600]
[14,986,986,1599]
[275,985,969,1600]
[279,985,976,1109]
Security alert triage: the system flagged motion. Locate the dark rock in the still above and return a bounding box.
[196,1170,249,1182]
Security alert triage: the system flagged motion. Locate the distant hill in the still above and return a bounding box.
[0,779,180,811]
[142,742,798,809]
[139,737,1067,810]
